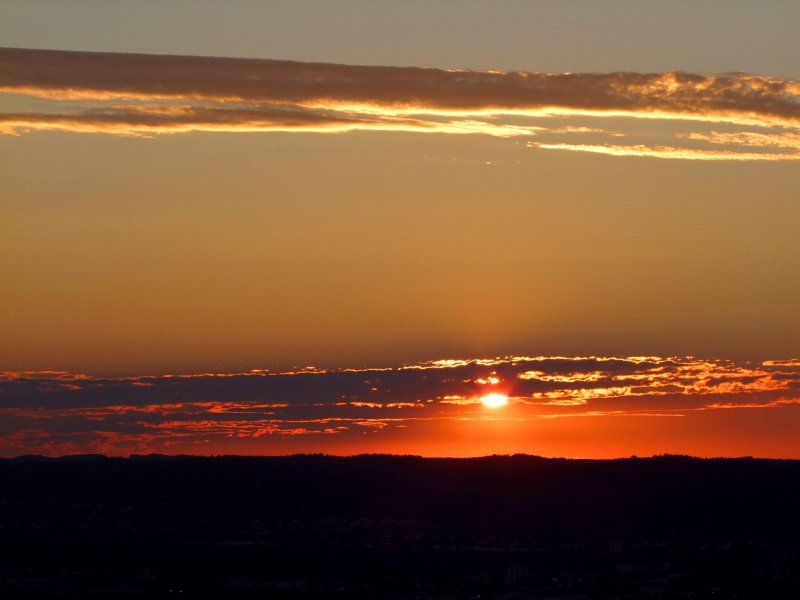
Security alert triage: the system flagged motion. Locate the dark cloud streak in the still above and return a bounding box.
[1,356,799,457]
[2,48,798,122]
[2,48,799,158]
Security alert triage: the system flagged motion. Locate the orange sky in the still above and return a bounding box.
[2,5,799,458]
[2,357,799,458]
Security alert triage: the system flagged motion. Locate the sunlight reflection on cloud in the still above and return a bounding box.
[2,48,798,160]
[1,355,799,456]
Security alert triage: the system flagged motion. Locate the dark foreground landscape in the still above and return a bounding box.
[1,454,799,599]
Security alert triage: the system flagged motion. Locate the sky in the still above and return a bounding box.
[1,1,799,458]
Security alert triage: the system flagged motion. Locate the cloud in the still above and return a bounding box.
[683,130,800,149]
[532,142,800,161]
[1,48,799,159]
[1,356,799,456]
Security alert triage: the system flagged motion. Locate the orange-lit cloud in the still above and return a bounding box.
[1,48,798,160]
[1,356,799,458]
[533,142,800,161]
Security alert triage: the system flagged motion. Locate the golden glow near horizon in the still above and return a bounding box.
[1,356,800,458]
[480,392,509,409]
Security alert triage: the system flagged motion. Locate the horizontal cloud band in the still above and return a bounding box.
[1,47,799,159]
[1,356,799,457]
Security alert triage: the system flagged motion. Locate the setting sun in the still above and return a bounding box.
[480,393,508,408]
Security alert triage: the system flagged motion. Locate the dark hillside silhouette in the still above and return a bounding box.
[2,454,799,541]
[2,455,799,598]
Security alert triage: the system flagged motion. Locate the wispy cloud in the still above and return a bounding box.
[1,48,798,160]
[533,142,800,161]
[1,356,799,456]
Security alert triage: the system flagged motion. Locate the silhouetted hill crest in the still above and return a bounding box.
[2,454,798,543]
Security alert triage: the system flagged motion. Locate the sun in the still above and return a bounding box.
[479,393,508,408]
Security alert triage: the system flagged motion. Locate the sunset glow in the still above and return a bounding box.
[2,2,799,462]
[1,355,798,459]
[479,392,509,409]
[2,6,799,600]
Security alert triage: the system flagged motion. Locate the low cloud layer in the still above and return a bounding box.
[2,48,799,160]
[2,356,799,457]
